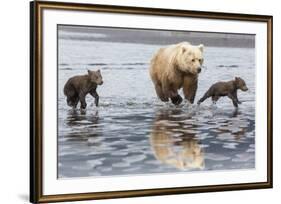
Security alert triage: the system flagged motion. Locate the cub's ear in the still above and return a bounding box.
[97,69,100,73]
[198,44,204,52]
[87,69,92,75]
[235,77,239,81]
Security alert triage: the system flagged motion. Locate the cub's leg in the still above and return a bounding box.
[233,91,241,104]
[228,93,238,107]
[79,93,87,109]
[72,96,79,108]
[66,96,73,107]
[66,94,79,108]
[197,91,210,105]
[90,90,99,107]
[65,87,77,107]
[211,95,220,104]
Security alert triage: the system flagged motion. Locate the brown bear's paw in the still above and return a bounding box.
[171,95,183,105]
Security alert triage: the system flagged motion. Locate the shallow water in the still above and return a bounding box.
[58,28,255,178]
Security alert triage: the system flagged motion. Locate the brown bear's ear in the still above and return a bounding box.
[87,69,91,75]
[235,77,239,81]
[198,44,204,52]
[97,69,100,73]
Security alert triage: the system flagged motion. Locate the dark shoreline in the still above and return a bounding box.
[58,25,255,48]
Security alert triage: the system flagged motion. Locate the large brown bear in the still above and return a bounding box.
[149,42,204,105]
[63,69,103,109]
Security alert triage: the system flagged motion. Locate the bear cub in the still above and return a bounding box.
[63,69,103,109]
[197,77,248,107]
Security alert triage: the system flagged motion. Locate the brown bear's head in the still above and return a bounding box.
[175,42,204,75]
[87,69,103,85]
[235,77,248,91]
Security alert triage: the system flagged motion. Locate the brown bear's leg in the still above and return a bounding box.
[155,83,169,102]
[162,83,182,105]
[168,88,182,105]
[183,76,198,104]
[171,95,183,105]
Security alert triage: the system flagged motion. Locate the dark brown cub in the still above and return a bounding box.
[63,69,103,109]
[197,77,248,108]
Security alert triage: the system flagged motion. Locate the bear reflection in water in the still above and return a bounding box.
[150,109,205,170]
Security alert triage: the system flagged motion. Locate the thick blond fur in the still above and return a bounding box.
[149,42,204,103]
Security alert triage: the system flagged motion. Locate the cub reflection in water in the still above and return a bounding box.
[64,109,102,140]
[149,109,205,170]
[66,109,99,127]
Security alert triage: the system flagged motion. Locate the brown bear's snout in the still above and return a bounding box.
[98,81,103,85]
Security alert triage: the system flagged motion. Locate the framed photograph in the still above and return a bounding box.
[30,1,273,203]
